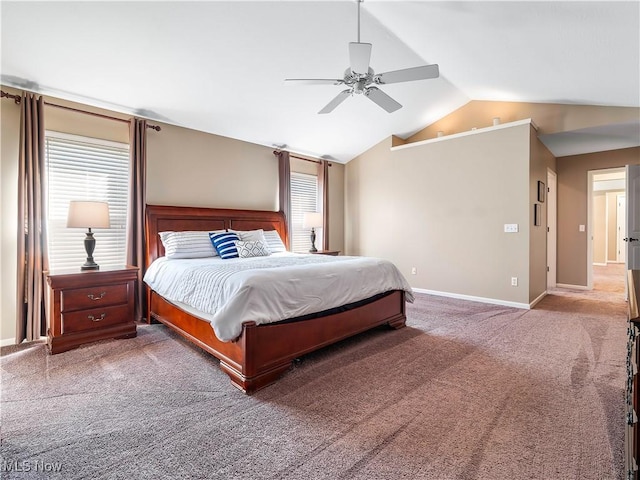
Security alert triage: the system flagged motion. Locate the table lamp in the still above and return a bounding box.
[303,212,323,253]
[67,200,110,270]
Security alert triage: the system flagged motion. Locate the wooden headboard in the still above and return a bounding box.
[145,205,288,267]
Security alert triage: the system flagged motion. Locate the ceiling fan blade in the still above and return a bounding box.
[284,78,344,86]
[376,64,440,85]
[318,90,352,114]
[349,42,372,74]
[364,87,402,113]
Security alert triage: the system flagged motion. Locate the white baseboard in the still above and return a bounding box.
[529,291,548,308]
[412,288,531,310]
[0,336,46,348]
[555,283,590,291]
[593,262,607,267]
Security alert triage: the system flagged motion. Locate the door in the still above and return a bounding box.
[627,165,640,270]
[547,169,557,288]
[617,194,626,263]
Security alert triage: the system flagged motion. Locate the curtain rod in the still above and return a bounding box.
[1,90,21,104]
[291,154,321,165]
[1,89,161,131]
[274,150,332,166]
[291,154,332,167]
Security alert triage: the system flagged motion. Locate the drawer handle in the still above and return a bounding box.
[87,292,106,300]
[88,313,106,322]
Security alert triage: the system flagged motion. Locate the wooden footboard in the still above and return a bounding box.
[150,290,406,393]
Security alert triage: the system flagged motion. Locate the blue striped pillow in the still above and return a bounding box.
[209,232,240,259]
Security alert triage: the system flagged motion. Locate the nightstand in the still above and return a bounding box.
[311,250,341,256]
[45,266,138,354]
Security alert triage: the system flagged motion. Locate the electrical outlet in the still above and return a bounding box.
[511,277,518,287]
[411,267,417,275]
[504,224,519,233]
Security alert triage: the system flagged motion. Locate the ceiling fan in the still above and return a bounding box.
[285,0,439,114]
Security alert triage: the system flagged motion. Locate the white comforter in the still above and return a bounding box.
[143,252,414,342]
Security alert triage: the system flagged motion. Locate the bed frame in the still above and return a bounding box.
[145,204,407,394]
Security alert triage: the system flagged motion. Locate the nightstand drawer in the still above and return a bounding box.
[61,283,129,312]
[61,304,131,334]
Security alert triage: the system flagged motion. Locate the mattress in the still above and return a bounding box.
[143,252,414,342]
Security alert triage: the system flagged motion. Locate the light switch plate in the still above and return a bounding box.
[579,224,585,232]
[504,224,519,233]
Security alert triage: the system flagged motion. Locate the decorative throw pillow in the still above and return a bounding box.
[209,232,240,259]
[262,230,287,253]
[228,228,268,246]
[159,231,222,259]
[236,240,270,258]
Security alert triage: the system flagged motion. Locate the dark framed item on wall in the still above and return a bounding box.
[538,181,546,203]
[534,203,542,226]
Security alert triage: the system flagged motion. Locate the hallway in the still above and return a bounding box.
[544,263,628,312]
[594,263,627,295]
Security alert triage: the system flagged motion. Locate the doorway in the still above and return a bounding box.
[587,167,627,291]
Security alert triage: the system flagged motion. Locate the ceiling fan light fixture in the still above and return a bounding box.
[284,0,440,114]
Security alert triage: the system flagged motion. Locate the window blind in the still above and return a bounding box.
[290,172,318,253]
[45,132,130,271]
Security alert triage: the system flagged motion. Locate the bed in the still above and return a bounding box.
[144,204,409,394]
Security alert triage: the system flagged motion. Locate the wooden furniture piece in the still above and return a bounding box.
[45,266,138,354]
[311,250,340,256]
[627,269,640,480]
[145,204,407,394]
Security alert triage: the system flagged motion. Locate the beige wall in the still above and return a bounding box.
[346,122,535,306]
[607,192,625,262]
[593,192,607,264]
[146,123,278,211]
[403,100,640,144]
[328,163,345,253]
[0,88,345,344]
[556,147,640,286]
[529,127,556,302]
[607,193,617,262]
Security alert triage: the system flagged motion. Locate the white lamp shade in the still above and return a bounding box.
[67,201,110,229]
[303,212,323,229]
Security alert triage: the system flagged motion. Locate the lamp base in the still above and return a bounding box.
[81,229,99,271]
[309,228,318,253]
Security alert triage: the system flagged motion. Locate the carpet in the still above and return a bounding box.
[0,265,628,479]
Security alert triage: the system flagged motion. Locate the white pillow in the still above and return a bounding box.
[262,230,287,253]
[228,228,266,242]
[159,230,223,259]
[235,240,270,258]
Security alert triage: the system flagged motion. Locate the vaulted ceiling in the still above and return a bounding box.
[2,1,639,162]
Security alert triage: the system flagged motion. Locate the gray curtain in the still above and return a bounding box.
[16,93,49,343]
[275,150,292,249]
[318,160,330,250]
[127,119,147,322]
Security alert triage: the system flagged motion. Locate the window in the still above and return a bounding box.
[290,171,318,253]
[45,132,130,270]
